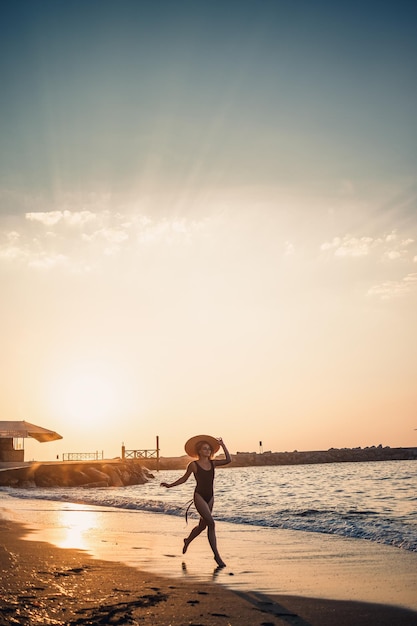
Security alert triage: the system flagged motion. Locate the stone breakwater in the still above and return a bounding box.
[0,460,153,488]
[230,445,417,467]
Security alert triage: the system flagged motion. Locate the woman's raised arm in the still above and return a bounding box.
[213,437,231,466]
[160,462,195,488]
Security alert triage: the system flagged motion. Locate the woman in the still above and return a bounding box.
[160,435,231,567]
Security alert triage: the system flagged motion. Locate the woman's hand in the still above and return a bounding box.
[215,437,231,465]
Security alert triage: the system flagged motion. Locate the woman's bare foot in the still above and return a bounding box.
[182,539,189,554]
[214,555,226,567]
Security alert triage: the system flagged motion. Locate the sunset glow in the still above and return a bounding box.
[49,367,122,425]
[1,1,416,461]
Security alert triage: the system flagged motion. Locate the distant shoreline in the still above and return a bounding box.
[228,444,417,466]
[1,446,416,485]
[156,444,417,470]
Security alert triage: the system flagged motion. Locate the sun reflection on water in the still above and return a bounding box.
[53,506,100,551]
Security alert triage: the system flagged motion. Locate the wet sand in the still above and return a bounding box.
[4,496,417,611]
[1,515,417,626]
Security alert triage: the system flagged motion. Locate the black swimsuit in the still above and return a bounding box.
[194,460,214,503]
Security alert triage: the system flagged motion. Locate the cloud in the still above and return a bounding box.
[382,231,414,261]
[320,229,417,300]
[320,235,378,257]
[82,227,129,244]
[368,273,417,299]
[284,241,295,256]
[385,250,401,260]
[26,210,97,227]
[136,216,203,245]
[0,231,28,261]
[0,208,210,272]
[321,230,415,261]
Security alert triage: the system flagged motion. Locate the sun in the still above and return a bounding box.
[48,360,129,427]
[63,370,117,422]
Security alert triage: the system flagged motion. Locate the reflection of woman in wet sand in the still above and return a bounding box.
[160,435,231,567]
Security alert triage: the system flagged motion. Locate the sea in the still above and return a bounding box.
[2,460,416,552]
[1,459,417,607]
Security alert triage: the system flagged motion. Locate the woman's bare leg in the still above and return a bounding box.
[183,518,207,553]
[193,494,225,567]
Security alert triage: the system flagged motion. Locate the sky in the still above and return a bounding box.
[1,0,416,462]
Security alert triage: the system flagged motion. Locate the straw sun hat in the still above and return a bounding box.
[184,434,220,458]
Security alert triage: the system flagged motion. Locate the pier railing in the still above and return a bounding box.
[62,451,104,461]
[123,449,158,459]
[121,440,160,469]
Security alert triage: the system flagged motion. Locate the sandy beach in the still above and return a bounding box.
[2,509,417,626]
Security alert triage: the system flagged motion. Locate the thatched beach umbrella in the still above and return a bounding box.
[0,420,62,443]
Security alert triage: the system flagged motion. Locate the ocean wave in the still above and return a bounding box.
[2,484,416,554]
